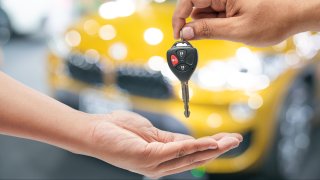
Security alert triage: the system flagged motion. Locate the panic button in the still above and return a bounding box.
[171,55,179,66]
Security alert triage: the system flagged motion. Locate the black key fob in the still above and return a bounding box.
[166,41,198,82]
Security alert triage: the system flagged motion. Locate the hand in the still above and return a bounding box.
[0,72,241,178]
[86,111,242,178]
[172,0,320,46]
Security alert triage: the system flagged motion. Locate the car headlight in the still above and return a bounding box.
[65,52,105,85]
[192,47,291,92]
[48,33,107,85]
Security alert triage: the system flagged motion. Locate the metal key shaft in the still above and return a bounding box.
[181,81,190,118]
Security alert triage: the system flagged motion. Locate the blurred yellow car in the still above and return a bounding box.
[47,1,320,179]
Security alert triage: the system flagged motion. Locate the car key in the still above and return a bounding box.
[166,39,198,118]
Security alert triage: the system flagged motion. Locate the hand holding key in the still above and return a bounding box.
[167,38,198,118]
[172,0,320,46]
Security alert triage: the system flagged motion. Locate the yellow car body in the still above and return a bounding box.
[47,1,320,174]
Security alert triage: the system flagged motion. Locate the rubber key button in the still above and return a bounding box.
[171,55,179,66]
[176,64,189,71]
[186,54,194,66]
[177,50,187,59]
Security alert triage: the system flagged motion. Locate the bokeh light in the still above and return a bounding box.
[248,94,263,109]
[144,27,164,45]
[108,42,127,60]
[99,0,136,20]
[65,30,81,47]
[147,56,165,71]
[99,25,116,40]
[207,113,223,128]
[83,19,100,36]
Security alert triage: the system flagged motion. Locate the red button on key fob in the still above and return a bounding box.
[171,55,179,66]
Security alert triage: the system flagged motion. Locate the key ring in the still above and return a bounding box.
[172,40,193,48]
[180,30,185,41]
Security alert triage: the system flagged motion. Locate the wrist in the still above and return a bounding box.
[66,112,109,156]
[42,108,108,156]
[66,112,105,155]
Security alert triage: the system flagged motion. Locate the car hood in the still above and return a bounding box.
[67,2,273,67]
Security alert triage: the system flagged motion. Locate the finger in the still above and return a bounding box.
[192,13,218,19]
[217,136,240,150]
[157,150,212,173]
[182,17,240,40]
[156,137,239,172]
[157,130,195,143]
[172,133,195,141]
[161,138,238,177]
[211,133,243,142]
[192,0,212,8]
[172,0,193,39]
[157,137,218,163]
[172,0,212,39]
[191,9,227,19]
[191,7,218,19]
[211,0,227,12]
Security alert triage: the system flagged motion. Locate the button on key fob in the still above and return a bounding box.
[167,40,198,118]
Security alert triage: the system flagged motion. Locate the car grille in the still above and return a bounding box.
[116,65,173,99]
[66,53,104,85]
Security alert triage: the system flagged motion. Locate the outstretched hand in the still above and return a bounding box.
[87,111,242,178]
[0,72,242,179]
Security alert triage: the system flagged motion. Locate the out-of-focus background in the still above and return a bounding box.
[1,0,320,180]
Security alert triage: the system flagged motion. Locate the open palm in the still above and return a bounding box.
[89,111,242,178]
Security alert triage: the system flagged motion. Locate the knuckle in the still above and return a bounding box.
[141,144,155,165]
[226,0,237,17]
[176,146,187,158]
[198,19,213,38]
[187,156,196,164]
[152,127,160,138]
[144,127,159,141]
[194,0,211,8]
[212,0,225,11]
[172,12,182,23]
[165,132,175,142]
[193,143,201,152]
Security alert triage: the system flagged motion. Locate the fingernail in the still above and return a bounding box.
[182,27,194,40]
[218,137,239,149]
[232,133,243,142]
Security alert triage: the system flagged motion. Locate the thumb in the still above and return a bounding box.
[182,18,238,40]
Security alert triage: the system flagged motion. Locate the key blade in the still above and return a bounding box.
[181,81,190,118]
[184,106,190,118]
